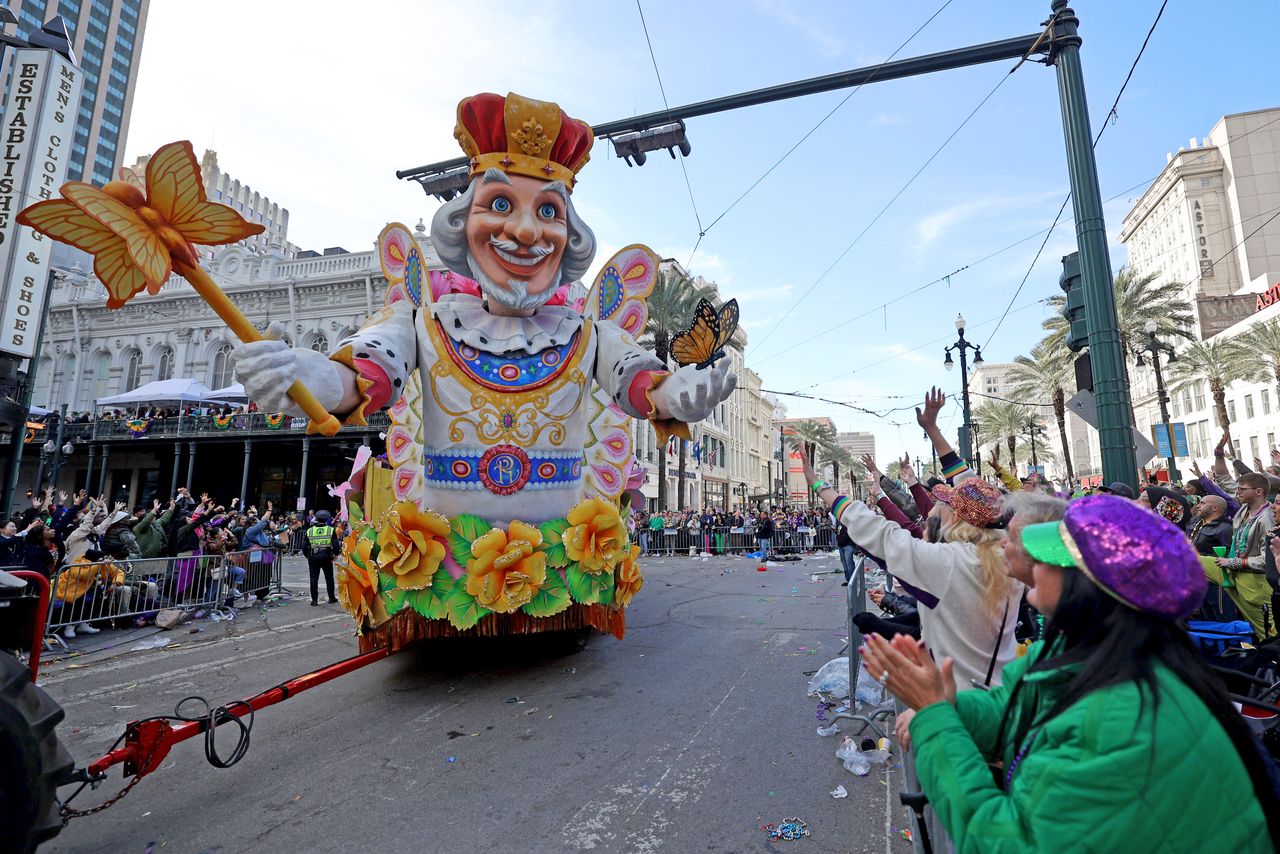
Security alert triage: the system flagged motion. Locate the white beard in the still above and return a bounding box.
[467,252,559,312]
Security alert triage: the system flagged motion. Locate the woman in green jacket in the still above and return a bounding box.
[863,494,1280,852]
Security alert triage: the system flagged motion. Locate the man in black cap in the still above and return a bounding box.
[302,509,339,606]
[1096,481,1136,500]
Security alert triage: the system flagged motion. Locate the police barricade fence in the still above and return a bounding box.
[43,554,231,640]
[283,528,308,556]
[224,547,285,598]
[631,523,838,556]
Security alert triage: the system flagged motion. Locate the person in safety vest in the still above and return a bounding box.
[302,509,339,606]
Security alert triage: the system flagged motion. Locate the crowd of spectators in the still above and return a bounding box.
[2,485,340,640]
[630,506,834,556]
[795,387,1280,850]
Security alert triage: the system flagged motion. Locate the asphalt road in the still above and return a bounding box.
[38,553,912,853]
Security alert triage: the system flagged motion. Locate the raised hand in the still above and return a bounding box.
[899,453,917,486]
[152,499,161,511]
[57,490,68,504]
[915,387,946,432]
[114,501,126,512]
[1189,460,1203,478]
[860,454,880,478]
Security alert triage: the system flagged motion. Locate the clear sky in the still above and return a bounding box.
[123,0,1280,466]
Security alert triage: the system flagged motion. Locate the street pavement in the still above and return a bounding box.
[39,552,913,853]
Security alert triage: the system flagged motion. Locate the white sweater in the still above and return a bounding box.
[839,498,1023,690]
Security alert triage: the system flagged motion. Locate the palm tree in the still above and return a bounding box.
[974,400,1033,468]
[640,270,718,509]
[1235,319,1280,401]
[1166,338,1254,444]
[1007,338,1077,483]
[786,419,840,506]
[1043,267,1195,357]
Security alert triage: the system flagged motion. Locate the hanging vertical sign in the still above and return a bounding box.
[0,48,83,358]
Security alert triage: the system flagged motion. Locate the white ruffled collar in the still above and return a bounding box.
[430,293,583,354]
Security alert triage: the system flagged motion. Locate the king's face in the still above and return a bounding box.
[466,173,568,301]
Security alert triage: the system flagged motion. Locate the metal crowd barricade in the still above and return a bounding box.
[225,547,286,597]
[43,554,230,641]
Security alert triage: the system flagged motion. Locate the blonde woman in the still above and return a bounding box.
[799,388,1022,690]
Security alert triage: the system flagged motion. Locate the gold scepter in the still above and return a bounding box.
[17,140,340,436]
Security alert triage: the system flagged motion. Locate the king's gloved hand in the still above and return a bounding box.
[230,321,345,417]
[656,360,737,424]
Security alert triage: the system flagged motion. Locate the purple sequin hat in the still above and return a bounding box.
[1020,494,1206,620]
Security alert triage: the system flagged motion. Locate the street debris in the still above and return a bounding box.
[830,785,848,799]
[761,817,810,841]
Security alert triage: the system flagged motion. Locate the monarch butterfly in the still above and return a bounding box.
[670,298,739,370]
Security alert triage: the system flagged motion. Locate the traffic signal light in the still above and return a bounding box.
[1059,251,1088,352]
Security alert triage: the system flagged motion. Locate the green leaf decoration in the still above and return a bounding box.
[449,514,492,564]
[444,582,490,630]
[539,518,570,569]
[522,569,571,617]
[382,585,408,615]
[348,500,365,526]
[378,571,397,594]
[566,564,615,605]
[406,572,455,620]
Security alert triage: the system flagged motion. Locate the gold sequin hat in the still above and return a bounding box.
[453,92,594,190]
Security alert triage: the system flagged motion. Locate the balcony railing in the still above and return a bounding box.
[0,411,392,444]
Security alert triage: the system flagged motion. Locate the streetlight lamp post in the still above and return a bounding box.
[943,313,983,464]
[1137,318,1180,482]
[1027,419,1040,472]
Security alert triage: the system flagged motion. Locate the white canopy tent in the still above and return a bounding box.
[95,378,222,408]
[205,382,246,401]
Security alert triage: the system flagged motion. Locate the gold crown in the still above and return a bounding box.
[453,92,594,190]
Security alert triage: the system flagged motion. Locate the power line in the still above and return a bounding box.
[634,0,705,253]
[697,0,955,239]
[748,174,1162,367]
[749,30,1049,354]
[982,0,1169,348]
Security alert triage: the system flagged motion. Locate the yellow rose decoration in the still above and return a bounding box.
[376,501,451,589]
[613,544,643,607]
[563,497,627,574]
[337,530,387,629]
[465,520,548,613]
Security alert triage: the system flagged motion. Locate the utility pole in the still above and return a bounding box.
[1047,1,1137,491]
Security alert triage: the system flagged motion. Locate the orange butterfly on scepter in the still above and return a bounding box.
[17,140,341,435]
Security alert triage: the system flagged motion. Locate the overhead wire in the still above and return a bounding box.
[981,0,1169,349]
[634,0,706,262]
[750,18,1056,354]
[697,0,955,239]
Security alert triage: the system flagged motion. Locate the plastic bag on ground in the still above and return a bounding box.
[816,722,841,737]
[835,736,889,777]
[807,657,850,699]
[855,664,886,707]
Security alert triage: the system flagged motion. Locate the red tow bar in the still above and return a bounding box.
[87,646,390,779]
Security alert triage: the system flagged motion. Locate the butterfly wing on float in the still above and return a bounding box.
[375,222,434,508]
[146,141,263,246]
[582,245,659,502]
[17,200,150,309]
[62,182,171,293]
[670,298,721,368]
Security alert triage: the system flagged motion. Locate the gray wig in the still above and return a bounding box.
[430,168,597,285]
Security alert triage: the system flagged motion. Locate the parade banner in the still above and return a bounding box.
[0,48,83,358]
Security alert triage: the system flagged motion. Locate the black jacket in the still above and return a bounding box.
[1191,517,1233,556]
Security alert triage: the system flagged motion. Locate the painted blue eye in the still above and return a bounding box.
[538,202,557,219]
[491,197,511,213]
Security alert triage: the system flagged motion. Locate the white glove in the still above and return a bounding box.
[229,321,345,417]
[657,360,737,423]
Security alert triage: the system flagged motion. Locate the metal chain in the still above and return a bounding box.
[59,771,146,825]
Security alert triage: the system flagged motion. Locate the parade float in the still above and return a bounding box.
[3,93,739,844]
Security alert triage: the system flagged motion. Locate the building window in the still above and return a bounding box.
[123,349,142,392]
[1262,390,1272,415]
[209,343,235,390]
[1227,400,1237,423]
[90,352,111,403]
[307,333,328,352]
[1192,383,1205,411]
[1250,436,1260,463]
[156,346,175,382]
[1245,395,1255,419]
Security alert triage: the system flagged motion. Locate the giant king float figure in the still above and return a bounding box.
[233,93,737,650]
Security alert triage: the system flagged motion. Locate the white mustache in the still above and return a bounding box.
[489,236,554,259]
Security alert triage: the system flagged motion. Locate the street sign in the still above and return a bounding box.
[0,47,83,358]
[1151,422,1189,458]
[1065,390,1159,465]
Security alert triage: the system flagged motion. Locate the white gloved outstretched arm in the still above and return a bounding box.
[649,360,737,424]
[230,322,351,417]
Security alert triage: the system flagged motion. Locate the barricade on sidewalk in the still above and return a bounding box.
[43,554,229,639]
[631,524,839,556]
[225,548,285,597]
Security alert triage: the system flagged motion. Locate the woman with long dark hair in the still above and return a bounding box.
[863,494,1278,851]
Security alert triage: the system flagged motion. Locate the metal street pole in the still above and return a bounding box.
[1047,1,1137,490]
[49,404,68,488]
[944,314,981,464]
[1028,420,1039,469]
